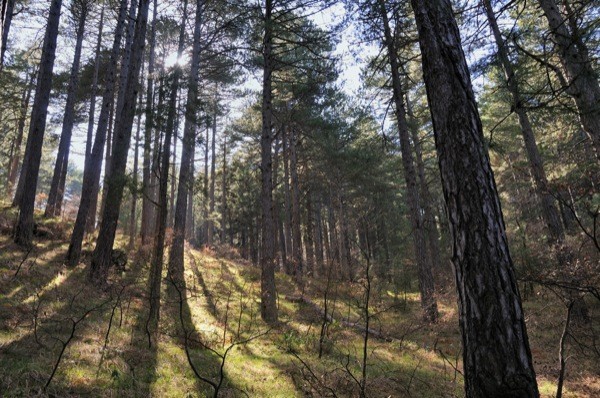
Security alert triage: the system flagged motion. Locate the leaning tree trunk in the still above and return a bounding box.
[66,0,128,267]
[167,0,203,284]
[13,0,63,248]
[45,4,88,218]
[89,0,150,284]
[259,0,278,323]
[483,0,564,241]
[537,0,600,161]
[410,0,540,396]
[378,0,438,322]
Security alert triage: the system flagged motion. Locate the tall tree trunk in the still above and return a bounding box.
[66,0,128,267]
[537,0,600,161]
[186,145,195,241]
[128,87,143,250]
[406,97,442,271]
[0,0,14,70]
[290,128,303,284]
[99,0,138,222]
[7,68,34,195]
[167,0,204,283]
[89,0,150,284]
[202,125,209,244]
[208,100,217,246]
[169,97,178,230]
[378,0,438,321]
[13,0,63,248]
[305,191,315,277]
[148,0,186,325]
[313,199,324,276]
[45,4,88,218]
[141,0,158,244]
[483,0,564,241]
[410,0,539,395]
[282,127,293,274]
[259,0,278,323]
[221,133,228,243]
[85,5,104,164]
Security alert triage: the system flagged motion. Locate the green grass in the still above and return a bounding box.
[0,207,598,397]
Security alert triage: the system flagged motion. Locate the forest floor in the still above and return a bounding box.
[0,208,599,397]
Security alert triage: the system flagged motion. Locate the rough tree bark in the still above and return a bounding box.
[45,2,89,218]
[89,0,150,284]
[483,0,564,241]
[259,0,278,323]
[537,0,600,161]
[410,0,540,396]
[13,0,63,248]
[378,0,438,321]
[66,0,128,267]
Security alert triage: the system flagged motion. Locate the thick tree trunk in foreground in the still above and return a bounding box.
[483,0,564,241]
[89,0,150,284]
[13,0,63,248]
[537,0,600,161]
[410,0,539,396]
[45,4,88,218]
[378,0,438,322]
[259,0,278,323]
[66,0,128,267]
[167,0,203,284]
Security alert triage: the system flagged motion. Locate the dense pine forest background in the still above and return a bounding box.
[0,0,599,396]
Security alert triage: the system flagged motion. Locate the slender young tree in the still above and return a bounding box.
[14,0,63,248]
[168,0,204,282]
[377,0,438,321]
[89,0,151,284]
[410,0,539,395]
[45,0,90,218]
[141,0,159,244]
[482,0,564,240]
[66,0,128,267]
[7,68,34,194]
[537,0,600,161]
